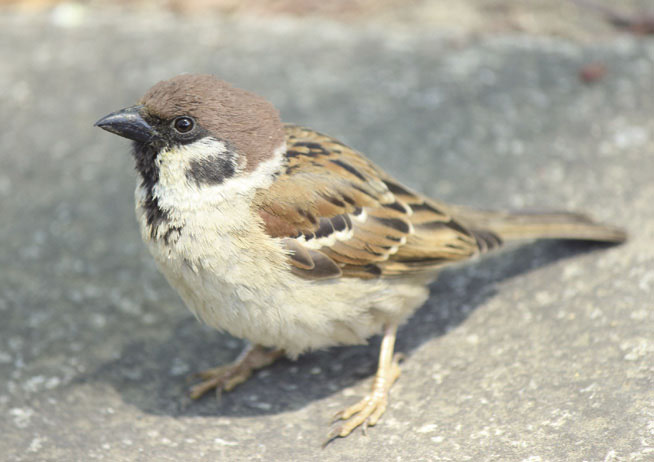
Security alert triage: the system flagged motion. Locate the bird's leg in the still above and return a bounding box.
[189,343,284,399]
[327,323,403,442]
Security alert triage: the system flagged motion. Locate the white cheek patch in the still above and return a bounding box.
[205,143,285,200]
[153,140,285,212]
[156,137,234,187]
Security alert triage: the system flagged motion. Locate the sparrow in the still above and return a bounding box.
[95,74,626,442]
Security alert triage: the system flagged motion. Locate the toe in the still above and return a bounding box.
[190,377,221,399]
[367,399,387,426]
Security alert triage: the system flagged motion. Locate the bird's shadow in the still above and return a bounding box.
[78,240,614,418]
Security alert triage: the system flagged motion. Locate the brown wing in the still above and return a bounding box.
[254,125,500,280]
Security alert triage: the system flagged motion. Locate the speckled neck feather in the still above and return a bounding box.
[140,74,285,172]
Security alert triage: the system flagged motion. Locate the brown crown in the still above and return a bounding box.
[140,74,285,171]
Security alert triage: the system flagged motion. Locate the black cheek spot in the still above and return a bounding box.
[186,155,237,186]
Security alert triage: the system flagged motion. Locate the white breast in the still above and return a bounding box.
[133,144,429,356]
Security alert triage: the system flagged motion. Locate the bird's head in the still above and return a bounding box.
[95,74,285,197]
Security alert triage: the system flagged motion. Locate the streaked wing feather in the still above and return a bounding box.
[254,125,490,280]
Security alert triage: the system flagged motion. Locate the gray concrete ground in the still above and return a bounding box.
[1,8,653,462]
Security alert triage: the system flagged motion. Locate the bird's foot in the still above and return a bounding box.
[189,344,284,399]
[326,352,404,444]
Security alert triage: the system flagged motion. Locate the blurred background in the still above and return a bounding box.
[1,0,654,37]
[1,1,653,461]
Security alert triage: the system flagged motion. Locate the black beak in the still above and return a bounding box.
[94,105,157,143]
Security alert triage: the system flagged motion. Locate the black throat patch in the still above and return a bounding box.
[132,141,170,238]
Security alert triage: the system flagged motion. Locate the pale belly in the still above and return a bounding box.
[144,233,430,357]
[135,190,431,357]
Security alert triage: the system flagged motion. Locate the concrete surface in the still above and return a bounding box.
[0,9,653,462]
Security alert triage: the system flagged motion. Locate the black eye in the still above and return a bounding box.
[173,116,194,133]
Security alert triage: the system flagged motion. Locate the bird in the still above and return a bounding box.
[95,73,626,442]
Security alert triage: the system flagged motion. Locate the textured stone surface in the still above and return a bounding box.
[0,9,652,462]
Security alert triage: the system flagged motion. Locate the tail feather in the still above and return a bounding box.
[470,229,503,253]
[453,207,627,245]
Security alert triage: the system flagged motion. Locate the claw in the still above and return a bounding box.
[330,410,345,423]
[323,426,342,448]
